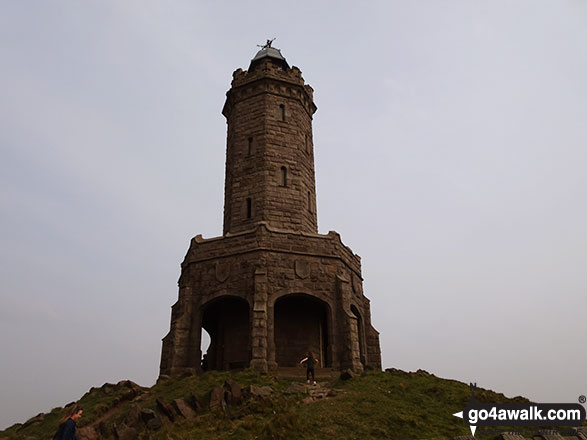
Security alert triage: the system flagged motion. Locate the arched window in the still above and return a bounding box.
[246,198,252,219]
[280,166,287,186]
[279,104,286,122]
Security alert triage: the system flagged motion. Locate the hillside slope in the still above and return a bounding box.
[1,368,584,440]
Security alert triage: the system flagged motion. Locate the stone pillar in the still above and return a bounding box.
[160,286,196,376]
[336,275,363,373]
[366,326,382,370]
[250,268,269,373]
[188,297,203,371]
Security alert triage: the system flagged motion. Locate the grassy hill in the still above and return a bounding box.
[0,368,580,440]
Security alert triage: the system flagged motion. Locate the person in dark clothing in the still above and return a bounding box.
[201,353,209,372]
[53,405,82,440]
[299,351,318,385]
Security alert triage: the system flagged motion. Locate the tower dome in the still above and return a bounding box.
[249,40,290,70]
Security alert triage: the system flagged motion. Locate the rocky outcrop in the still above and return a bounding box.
[155,398,175,422]
[171,398,197,420]
[17,414,44,431]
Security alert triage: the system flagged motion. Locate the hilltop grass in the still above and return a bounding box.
[3,368,577,440]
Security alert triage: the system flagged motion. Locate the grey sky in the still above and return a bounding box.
[1,0,586,430]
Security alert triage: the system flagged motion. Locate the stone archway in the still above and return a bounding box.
[202,296,250,370]
[274,294,331,367]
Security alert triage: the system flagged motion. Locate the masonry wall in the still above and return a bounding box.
[222,58,318,234]
[160,223,382,376]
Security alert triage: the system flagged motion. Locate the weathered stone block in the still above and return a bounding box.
[208,387,226,410]
[171,398,197,420]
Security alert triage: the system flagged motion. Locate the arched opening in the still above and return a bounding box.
[202,296,250,370]
[350,305,365,367]
[274,294,330,367]
[200,328,211,355]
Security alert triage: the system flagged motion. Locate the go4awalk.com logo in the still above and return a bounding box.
[452,383,586,437]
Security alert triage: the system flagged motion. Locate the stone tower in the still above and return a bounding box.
[160,44,381,376]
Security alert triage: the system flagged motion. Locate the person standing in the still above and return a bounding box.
[53,405,83,440]
[299,351,318,385]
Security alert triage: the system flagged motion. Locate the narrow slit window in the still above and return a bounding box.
[246,198,252,219]
[305,135,310,153]
[248,137,253,155]
[280,166,287,186]
[308,191,312,212]
[280,104,286,121]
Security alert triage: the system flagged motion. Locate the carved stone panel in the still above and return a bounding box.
[294,260,310,279]
[215,261,230,283]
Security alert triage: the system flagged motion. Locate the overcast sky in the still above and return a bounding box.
[1,0,586,430]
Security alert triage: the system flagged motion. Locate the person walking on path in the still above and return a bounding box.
[53,405,83,440]
[299,351,318,385]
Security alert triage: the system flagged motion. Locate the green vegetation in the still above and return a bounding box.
[2,368,578,440]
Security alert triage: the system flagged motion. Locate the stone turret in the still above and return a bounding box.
[160,44,381,376]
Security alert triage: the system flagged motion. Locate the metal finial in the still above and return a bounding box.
[257,38,276,49]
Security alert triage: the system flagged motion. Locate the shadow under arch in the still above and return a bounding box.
[201,295,250,371]
[273,293,332,368]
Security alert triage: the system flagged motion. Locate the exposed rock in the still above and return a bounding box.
[285,383,308,394]
[113,423,138,440]
[101,383,116,395]
[156,375,171,384]
[124,404,142,428]
[17,413,44,430]
[146,417,162,431]
[499,433,528,440]
[537,429,566,439]
[327,388,338,397]
[156,398,175,422]
[77,426,98,440]
[188,393,203,412]
[97,421,111,438]
[245,385,273,398]
[301,397,315,404]
[308,386,329,399]
[575,427,587,440]
[385,367,410,377]
[209,386,226,410]
[224,380,242,404]
[340,369,355,380]
[140,409,157,424]
[172,398,197,420]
